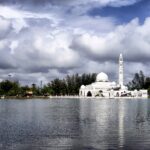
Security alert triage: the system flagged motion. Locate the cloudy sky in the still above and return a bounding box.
[0,0,150,85]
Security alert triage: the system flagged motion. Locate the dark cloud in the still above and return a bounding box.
[0,53,17,70]
[0,0,71,6]
[0,0,49,5]
[0,0,144,7]
[0,62,15,69]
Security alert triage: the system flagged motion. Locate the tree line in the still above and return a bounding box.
[0,71,150,97]
[127,71,150,95]
[0,73,96,97]
[48,73,96,96]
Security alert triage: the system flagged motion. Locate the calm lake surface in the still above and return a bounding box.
[0,99,150,150]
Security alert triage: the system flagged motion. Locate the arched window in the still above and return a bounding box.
[116,92,119,97]
[99,90,104,97]
[87,91,92,97]
[99,90,103,93]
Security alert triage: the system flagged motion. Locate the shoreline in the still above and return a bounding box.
[0,95,149,100]
[48,96,148,99]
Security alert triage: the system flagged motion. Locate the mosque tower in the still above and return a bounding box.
[119,53,124,89]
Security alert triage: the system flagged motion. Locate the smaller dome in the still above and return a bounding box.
[81,85,85,89]
[111,82,116,86]
[96,72,109,82]
[122,85,128,90]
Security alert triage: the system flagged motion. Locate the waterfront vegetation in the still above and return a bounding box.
[0,71,150,98]
[0,73,96,97]
[127,71,150,96]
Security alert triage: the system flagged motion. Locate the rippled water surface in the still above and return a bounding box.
[0,99,150,150]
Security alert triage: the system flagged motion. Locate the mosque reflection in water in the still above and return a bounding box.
[0,99,150,150]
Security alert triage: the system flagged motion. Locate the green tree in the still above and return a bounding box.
[0,80,20,96]
[19,85,30,96]
[127,71,145,90]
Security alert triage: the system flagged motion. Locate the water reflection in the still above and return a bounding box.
[118,100,125,148]
[0,99,150,150]
[79,99,125,149]
[135,100,147,128]
[146,100,150,123]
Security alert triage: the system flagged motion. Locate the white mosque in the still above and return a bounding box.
[79,54,148,98]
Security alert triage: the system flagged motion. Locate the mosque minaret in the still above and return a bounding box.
[79,54,148,98]
[119,53,124,89]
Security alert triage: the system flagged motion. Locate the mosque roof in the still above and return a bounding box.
[96,72,109,82]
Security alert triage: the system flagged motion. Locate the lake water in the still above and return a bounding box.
[0,99,150,150]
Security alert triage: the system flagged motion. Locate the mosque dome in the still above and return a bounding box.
[81,85,85,89]
[96,72,109,82]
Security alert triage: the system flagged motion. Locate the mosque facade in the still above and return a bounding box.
[79,54,148,98]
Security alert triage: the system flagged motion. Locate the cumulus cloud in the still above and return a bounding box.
[0,17,11,39]
[9,29,79,71]
[97,0,142,7]
[0,6,59,21]
[0,1,149,85]
[71,18,150,63]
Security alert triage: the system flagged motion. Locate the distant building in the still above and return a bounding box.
[25,90,33,97]
[79,54,148,98]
